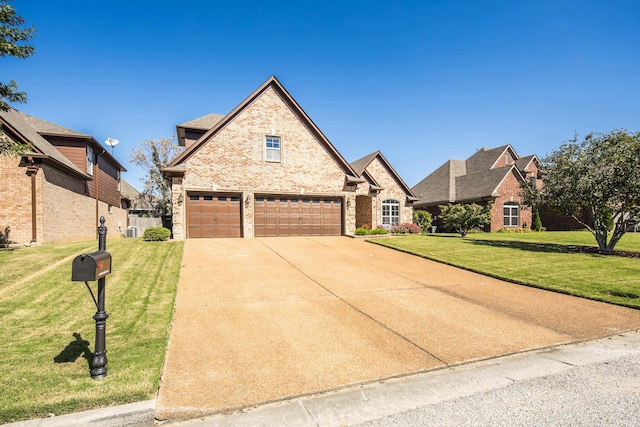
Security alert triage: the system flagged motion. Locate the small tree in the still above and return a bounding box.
[531,208,543,232]
[438,203,492,237]
[534,130,640,253]
[413,209,433,234]
[1,0,36,156]
[130,137,184,217]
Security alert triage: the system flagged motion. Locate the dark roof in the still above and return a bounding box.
[455,165,514,202]
[412,159,465,205]
[412,145,533,207]
[167,76,358,177]
[465,145,511,174]
[0,108,88,177]
[0,108,126,174]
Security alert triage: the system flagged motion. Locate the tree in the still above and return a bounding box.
[438,203,492,237]
[130,137,184,217]
[412,209,433,234]
[1,0,35,112]
[1,0,35,156]
[532,130,640,253]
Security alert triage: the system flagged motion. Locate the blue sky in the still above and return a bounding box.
[4,0,639,191]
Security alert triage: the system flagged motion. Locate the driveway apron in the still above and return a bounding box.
[155,237,640,420]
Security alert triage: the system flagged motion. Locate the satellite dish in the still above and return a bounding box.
[105,138,119,148]
[105,138,120,154]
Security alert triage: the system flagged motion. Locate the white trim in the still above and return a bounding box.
[264,134,282,163]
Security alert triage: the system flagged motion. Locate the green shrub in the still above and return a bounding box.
[142,227,171,241]
[370,227,388,235]
[354,227,369,235]
[532,208,543,231]
[413,210,433,234]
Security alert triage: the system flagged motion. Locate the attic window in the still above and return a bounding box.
[505,153,512,165]
[87,146,94,175]
[265,135,281,162]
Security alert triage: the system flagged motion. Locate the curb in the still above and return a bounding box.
[3,400,155,427]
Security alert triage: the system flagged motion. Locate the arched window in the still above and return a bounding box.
[503,202,519,227]
[382,199,400,226]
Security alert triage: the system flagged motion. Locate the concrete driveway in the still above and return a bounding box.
[155,237,640,421]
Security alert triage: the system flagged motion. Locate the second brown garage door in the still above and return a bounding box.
[254,196,342,237]
[187,193,242,238]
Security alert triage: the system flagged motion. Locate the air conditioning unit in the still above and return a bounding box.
[126,226,139,238]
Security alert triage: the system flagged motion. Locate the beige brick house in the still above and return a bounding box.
[163,76,416,238]
[0,108,128,245]
[412,145,541,232]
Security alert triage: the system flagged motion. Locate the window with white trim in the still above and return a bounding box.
[87,145,94,175]
[382,199,400,226]
[503,202,519,226]
[265,136,281,162]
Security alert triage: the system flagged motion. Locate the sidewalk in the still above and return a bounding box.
[10,329,636,426]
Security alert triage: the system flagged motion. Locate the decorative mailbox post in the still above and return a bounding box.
[71,216,111,379]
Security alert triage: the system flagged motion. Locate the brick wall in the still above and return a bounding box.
[489,169,531,232]
[0,154,33,243]
[365,157,413,226]
[2,158,127,245]
[173,86,354,238]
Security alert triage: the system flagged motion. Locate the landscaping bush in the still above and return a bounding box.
[142,227,171,241]
[370,227,389,235]
[413,210,433,234]
[532,209,542,231]
[392,223,421,234]
[355,226,389,235]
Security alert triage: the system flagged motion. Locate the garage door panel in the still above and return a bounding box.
[187,193,242,238]
[255,196,342,237]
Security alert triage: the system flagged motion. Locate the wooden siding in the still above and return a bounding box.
[48,137,87,173]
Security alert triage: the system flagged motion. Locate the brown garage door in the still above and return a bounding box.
[254,196,342,237]
[187,193,242,238]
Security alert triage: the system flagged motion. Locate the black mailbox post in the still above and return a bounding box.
[71,217,110,380]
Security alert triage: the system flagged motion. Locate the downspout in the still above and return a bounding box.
[25,159,39,242]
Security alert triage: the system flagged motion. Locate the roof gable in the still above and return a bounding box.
[350,150,415,197]
[168,76,357,177]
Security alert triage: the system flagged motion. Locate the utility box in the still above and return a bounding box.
[71,251,112,282]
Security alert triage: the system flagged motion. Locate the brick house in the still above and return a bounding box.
[163,76,416,238]
[412,145,541,232]
[0,108,128,245]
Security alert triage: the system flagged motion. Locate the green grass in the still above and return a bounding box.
[0,238,184,423]
[371,231,640,309]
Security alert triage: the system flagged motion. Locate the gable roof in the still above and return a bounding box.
[167,76,358,177]
[350,150,416,198]
[0,108,126,175]
[465,145,514,174]
[0,108,88,177]
[412,145,533,207]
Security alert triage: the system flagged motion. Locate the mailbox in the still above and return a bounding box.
[71,250,112,282]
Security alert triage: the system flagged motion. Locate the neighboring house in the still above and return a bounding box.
[412,145,541,232]
[350,151,417,229]
[0,108,128,244]
[163,76,416,238]
[120,179,157,216]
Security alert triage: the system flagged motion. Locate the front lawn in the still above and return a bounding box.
[371,231,640,309]
[0,238,183,423]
